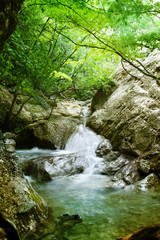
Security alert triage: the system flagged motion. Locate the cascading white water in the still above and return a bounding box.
[65,106,103,175]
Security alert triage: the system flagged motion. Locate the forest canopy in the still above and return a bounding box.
[0,0,160,101]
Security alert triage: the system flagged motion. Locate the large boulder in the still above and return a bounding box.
[20,151,93,181]
[0,149,47,239]
[96,141,141,185]
[15,100,85,149]
[87,50,160,182]
[16,116,81,149]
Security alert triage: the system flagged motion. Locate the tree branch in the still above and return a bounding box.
[32,17,50,49]
[54,29,106,50]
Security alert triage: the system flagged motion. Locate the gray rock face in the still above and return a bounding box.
[96,141,141,185]
[87,50,160,184]
[136,173,160,190]
[20,152,91,181]
[91,88,108,112]
[16,116,81,149]
[0,150,47,239]
[4,139,16,153]
[96,139,112,157]
[13,100,85,149]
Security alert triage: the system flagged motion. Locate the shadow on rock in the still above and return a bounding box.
[117,224,160,240]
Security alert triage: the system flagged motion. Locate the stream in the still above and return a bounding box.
[15,107,160,240]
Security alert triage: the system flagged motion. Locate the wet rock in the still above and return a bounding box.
[0,150,47,239]
[113,160,141,184]
[103,151,121,162]
[138,154,160,175]
[20,152,89,181]
[4,139,16,153]
[138,159,151,174]
[96,139,112,157]
[117,224,160,240]
[102,155,129,176]
[136,173,160,190]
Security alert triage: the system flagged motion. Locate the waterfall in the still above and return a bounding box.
[65,105,103,175]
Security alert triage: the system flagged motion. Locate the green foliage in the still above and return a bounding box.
[0,0,159,101]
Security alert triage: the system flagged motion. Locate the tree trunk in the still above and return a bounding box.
[0,0,25,52]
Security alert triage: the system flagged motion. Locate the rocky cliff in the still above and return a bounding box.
[87,50,160,183]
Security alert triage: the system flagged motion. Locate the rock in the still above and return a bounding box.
[16,116,81,149]
[101,155,129,175]
[117,224,160,240]
[4,139,16,146]
[0,87,84,136]
[2,132,16,139]
[87,50,160,184]
[5,145,15,154]
[0,150,47,239]
[103,151,121,162]
[0,88,33,132]
[4,139,16,153]
[11,100,85,149]
[113,160,141,184]
[96,139,113,157]
[20,152,89,181]
[96,140,141,185]
[138,159,151,174]
[138,152,160,175]
[91,88,108,112]
[136,173,160,190]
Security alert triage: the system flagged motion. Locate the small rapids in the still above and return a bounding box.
[15,106,160,240]
[65,124,103,175]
